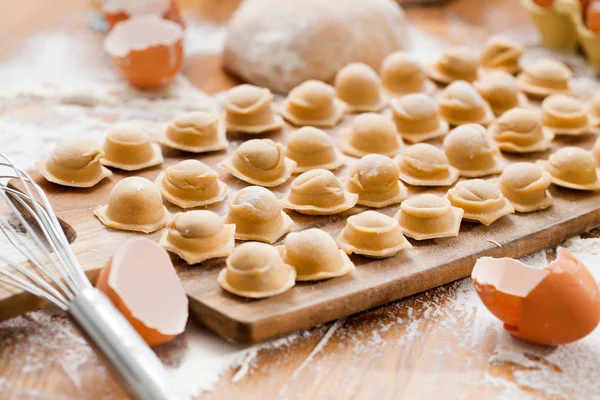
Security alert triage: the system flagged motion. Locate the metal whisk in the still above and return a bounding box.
[0,154,180,400]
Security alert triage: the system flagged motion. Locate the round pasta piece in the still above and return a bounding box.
[588,92,600,127]
[279,80,346,127]
[479,35,523,74]
[517,58,571,98]
[541,94,591,136]
[444,124,504,177]
[334,63,387,113]
[438,81,494,126]
[223,84,283,134]
[160,111,228,153]
[281,169,358,215]
[224,186,294,244]
[390,94,449,143]
[395,143,459,187]
[425,46,479,84]
[446,179,514,226]
[488,108,554,153]
[280,229,355,281]
[380,51,436,96]
[337,211,412,258]
[94,177,171,233]
[37,138,112,188]
[101,126,163,171]
[155,160,227,208]
[345,154,408,208]
[159,210,235,264]
[340,113,404,158]
[593,136,600,166]
[394,194,463,240]
[498,162,553,212]
[537,147,600,190]
[219,139,296,187]
[285,127,345,174]
[473,70,528,116]
[218,242,296,299]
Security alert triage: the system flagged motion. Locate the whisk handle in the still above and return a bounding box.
[68,287,180,400]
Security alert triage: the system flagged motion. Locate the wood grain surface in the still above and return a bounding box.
[1,0,595,399]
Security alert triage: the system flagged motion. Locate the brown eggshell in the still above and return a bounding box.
[472,248,600,346]
[96,237,188,347]
[104,15,184,89]
[103,0,184,30]
[586,1,600,33]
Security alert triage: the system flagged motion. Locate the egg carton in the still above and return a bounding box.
[523,0,600,67]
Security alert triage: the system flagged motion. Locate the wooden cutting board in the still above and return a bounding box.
[3,99,600,344]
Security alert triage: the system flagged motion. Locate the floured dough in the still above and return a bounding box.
[443,124,504,177]
[538,146,600,190]
[36,138,112,188]
[541,94,591,135]
[446,179,514,226]
[160,111,228,153]
[217,242,296,299]
[220,139,296,187]
[94,177,171,233]
[425,46,479,84]
[498,162,553,212]
[281,169,358,215]
[390,94,449,143]
[340,113,404,158]
[395,143,459,186]
[334,63,387,112]
[380,51,436,96]
[159,210,235,264]
[517,58,571,98]
[286,126,344,174]
[224,186,294,244]
[155,160,227,208]
[479,35,523,74]
[394,194,463,240]
[345,154,408,208]
[101,126,163,171]
[473,70,528,116]
[222,0,409,93]
[223,84,283,134]
[438,81,494,126]
[488,107,554,153]
[279,80,346,127]
[337,211,412,258]
[280,228,355,280]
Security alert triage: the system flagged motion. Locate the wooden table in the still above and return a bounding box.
[0,0,593,399]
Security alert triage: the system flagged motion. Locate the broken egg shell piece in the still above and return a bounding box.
[517,58,572,98]
[334,62,388,113]
[155,160,227,208]
[279,228,355,281]
[380,51,436,97]
[160,111,228,153]
[473,70,529,117]
[104,15,184,90]
[36,138,112,188]
[497,162,553,213]
[537,146,600,190]
[285,126,345,174]
[96,237,188,346]
[279,80,346,128]
[541,94,591,136]
[424,46,480,85]
[340,113,405,158]
[390,94,449,144]
[345,154,408,208]
[219,139,296,187]
[101,126,163,171]
[218,242,296,299]
[159,210,235,264]
[395,143,460,187]
[446,179,514,226]
[487,107,554,153]
[479,35,523,75]
[444,124,505,178]
[438,80,495,127]
[224,186,294,244]
[223,84,284,134]
[394,194,463,240]
[94,176,171,233]
[472,247,600,346]
[337,211,412,259]
[281,169,359,216]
